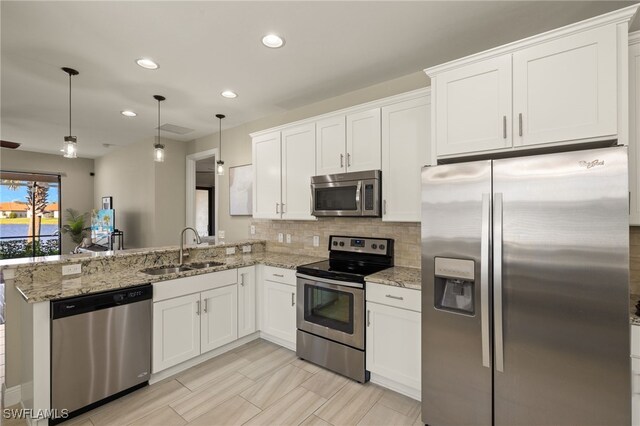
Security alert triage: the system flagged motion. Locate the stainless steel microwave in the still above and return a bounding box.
[311,170,381,217]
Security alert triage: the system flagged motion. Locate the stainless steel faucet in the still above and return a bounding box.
[179,227,202,265]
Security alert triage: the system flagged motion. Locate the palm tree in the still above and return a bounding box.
[1,180,49,241]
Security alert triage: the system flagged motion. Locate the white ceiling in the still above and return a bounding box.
[1,1,638,158]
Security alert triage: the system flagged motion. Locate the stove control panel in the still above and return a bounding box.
[329,236,393,256]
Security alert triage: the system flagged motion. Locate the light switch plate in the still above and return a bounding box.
[242,245,251,253]
[278,233,284,243]
[62,263,82,276]
[219,230,225,239]
[313,236,320,247]
[286,234,292,244]
[250,225,256,235]
[226,247,236,255]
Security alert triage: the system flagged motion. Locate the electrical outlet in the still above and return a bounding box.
[278,233,284,243]
[242,245,251,253]
[62,263,82,276]
[226,247,236,255]
[219,230,225,239]
[286,234,292,244]
[313,236,320,247]
[250,225,256,235]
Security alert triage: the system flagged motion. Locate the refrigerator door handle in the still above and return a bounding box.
[494,192,505,373]
[480,193,491,368]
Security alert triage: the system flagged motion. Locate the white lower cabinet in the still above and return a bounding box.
[633,357,640,426]
[366,284,421,398]
[201,285,238,353]
[262,279,297,347]
[238,266,256,338]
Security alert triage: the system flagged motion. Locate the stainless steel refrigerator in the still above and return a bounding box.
[421,146,630,426]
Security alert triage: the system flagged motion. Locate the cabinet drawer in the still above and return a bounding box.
[632,325,640,358]
[263,266,296,286]
[366,282,421,312]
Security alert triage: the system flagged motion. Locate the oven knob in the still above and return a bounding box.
[332,241,338,246]
[379,244,385,250]
[371,244,377,249]
[339,241,345,247]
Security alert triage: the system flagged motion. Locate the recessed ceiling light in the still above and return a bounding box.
[136,58,159,70]
[262,34,285,49]
[121,110,137,117]
[221,90,237,99]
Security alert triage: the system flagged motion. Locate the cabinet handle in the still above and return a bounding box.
[196,300,200,316]
[385,294,404,301]
[367,310,371,327]
[291,292,295,306]
[383,200,387,215]
[276,202,280,214]
[502,116,507,139]
[273,273,284,278]
[203,299,208,313]
[240,273,245,286]
[347,153,351,167]
[518,113,523,137]
[340,153,344,168]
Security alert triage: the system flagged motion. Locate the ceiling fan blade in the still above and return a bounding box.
[0,140,21,149]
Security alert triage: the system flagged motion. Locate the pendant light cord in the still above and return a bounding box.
[219,117,222,160]
[68,72,72,135]
[157,98,160,142]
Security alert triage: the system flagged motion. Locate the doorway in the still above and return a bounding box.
[186,149,219,243]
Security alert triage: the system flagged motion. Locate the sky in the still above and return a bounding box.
[0,183,59,204]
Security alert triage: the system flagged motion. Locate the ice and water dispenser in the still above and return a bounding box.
[434,257,475,315]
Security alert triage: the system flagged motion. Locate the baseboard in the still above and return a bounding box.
[370,373,421,401]
[259,332,296,351]
[3,383,21,407]
[149,332,259,384]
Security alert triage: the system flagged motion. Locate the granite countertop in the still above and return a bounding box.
[365,266,421,290]
[631,294,640,326]
[14,251,326,303]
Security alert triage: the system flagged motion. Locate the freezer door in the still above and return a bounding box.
[421,160,492,426]
[492,146,630,426]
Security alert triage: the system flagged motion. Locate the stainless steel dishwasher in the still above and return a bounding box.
[51,284,152,419]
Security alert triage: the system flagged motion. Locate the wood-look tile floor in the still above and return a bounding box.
[57,339,422,426]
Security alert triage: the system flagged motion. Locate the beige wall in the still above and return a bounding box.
[0,149,95,254]
[94,137,186,248]
[188,71,430,241]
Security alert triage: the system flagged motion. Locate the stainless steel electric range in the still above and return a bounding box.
[295,235,394,383]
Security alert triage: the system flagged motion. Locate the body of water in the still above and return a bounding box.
[0,224,60,238]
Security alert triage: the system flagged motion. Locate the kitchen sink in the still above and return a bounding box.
[140,265,193,275]
[187,261,224,269]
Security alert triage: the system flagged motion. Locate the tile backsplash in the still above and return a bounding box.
[250,218,420,268]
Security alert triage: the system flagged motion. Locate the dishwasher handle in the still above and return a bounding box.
[51,284,153,319]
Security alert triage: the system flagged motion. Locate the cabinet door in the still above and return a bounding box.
[238,266,256,338]
[633,358,640,426]
[382,97,429,222]
[630,41,640,225]
[366,301,421,392]
[282,123,316,220]
[262,280,296,345]
[435,56,512,156]
[253,131,282,219]
[316,115,346,175]
[152,293,201,373]
[513,24,617,147]
[201,285,238,353]
[346,108,381,172]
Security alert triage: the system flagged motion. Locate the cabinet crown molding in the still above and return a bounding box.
[425,3,640,77]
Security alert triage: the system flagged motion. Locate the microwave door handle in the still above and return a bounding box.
[355,181,361,211]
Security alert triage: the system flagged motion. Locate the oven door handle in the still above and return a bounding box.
[296,273,365,289]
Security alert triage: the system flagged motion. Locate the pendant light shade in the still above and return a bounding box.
[62,67,79,158]
[153,95,166,162]
[216,114,225,176]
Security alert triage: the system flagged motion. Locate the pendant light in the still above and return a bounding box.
[62,67,79,158]
[153,95,166,162]
[216,114,226,175]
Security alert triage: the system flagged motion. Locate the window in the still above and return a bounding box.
[0,171,61,259]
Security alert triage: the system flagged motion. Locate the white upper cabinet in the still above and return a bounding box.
[513,25,617,147]
[426,7,638,160]
[434,56,512,156]
[346,108,382,172]
[382,95,430,222]
[629,34,640,225]
[282,123,316,220]
[253,131,281,219]
[316,116,347,175]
